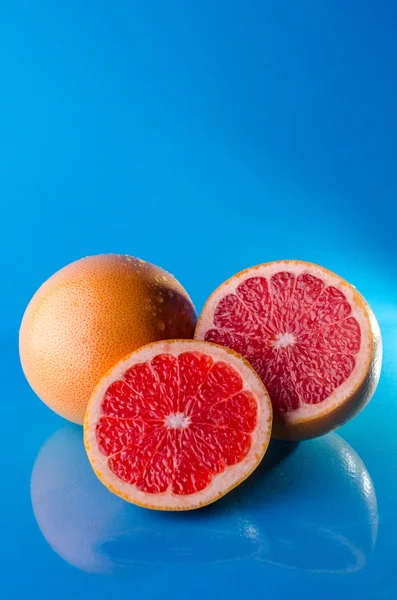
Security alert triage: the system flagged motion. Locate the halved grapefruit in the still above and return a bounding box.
[84,340,272,510]
[195,260,382,440]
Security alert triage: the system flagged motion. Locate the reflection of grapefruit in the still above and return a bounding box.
[31,426,265,575]
[19,254,196,425]
[230,432,378,574]
[195,260,382,440]
[31,426,377,577]
[84,340,272,510]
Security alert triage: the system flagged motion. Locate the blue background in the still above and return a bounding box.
[1,1,396,598]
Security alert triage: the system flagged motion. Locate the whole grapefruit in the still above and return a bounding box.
[19,254,197,424]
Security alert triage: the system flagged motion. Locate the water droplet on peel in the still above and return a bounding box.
[158,321,165,331]
[157,295,164,304]
[168,290,173,298]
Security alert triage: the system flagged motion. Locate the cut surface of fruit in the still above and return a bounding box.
[195,261,382,440]
[19,254,196,424]
[84,340,272,510]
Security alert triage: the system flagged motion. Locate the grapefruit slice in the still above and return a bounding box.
[84,340,272,510]
[195,260,382,440]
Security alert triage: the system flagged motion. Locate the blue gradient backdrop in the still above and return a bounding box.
[1,1,396,598]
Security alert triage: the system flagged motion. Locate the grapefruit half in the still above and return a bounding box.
[195,260,382,440]
[84,340,272,510]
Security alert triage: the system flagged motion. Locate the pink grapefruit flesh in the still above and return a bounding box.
[195,261,382,440]
[84,340,272,510]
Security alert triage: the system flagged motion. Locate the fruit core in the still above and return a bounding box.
[95,352,258,495]
[273,332,296,349]
[165,412,191,429]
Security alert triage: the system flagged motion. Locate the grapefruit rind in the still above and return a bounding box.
[84,340,273,510]
[19,254,197,425]
[195,260,382,440]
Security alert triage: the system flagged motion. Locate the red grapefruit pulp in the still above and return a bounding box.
[84,340,272,510]
[195,261,382,440]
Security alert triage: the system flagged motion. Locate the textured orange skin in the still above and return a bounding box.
[195,260,382,441]
[19,255,197,424]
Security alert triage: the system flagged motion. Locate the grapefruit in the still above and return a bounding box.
[19,254,196,424]
[84,339,272,510]
[195,260,382,440]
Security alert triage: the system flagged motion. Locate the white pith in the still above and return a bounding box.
[273,332,295,349]
[195,261,376,426]
[84,340,272,510]
[165,412,191,429]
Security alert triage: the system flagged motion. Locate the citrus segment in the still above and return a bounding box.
[195,261,382,440]
[84,340,272,510]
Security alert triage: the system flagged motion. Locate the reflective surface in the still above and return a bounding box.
[31,428,378,577]
[2,319,397,598]
[1,1,397,598]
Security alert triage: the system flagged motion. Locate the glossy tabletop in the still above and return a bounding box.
[1,2,396,599]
